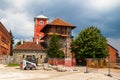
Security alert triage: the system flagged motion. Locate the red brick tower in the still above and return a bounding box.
[33,13,49,42]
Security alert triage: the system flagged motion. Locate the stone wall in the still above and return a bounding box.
[13,51,46,64]
[0,55,8,64]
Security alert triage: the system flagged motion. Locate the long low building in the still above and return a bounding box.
[0,22,11,64]
[13,42,46,64]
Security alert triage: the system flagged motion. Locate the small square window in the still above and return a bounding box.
[40,55,42,59]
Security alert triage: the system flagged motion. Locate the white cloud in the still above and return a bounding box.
[0,0,53,40]
[5,0,27,10]
[1,9,33,37]
[0,0,34,40]
[69,0,120,13]
[0,0,120,52]
[87,0,120,12]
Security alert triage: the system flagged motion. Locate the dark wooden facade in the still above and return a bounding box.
[0,22,11,63]
[42,26,70,36]
[41,18,76,58]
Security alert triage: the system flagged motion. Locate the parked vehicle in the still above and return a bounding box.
[20,55,38,70]
[22,60,37,70]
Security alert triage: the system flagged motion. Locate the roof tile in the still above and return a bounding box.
[47,18,75,27]
[14,42,44,51]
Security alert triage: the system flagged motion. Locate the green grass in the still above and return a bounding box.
[7,63,20,67]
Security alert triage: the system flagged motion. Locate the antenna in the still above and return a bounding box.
[41,11,43,15]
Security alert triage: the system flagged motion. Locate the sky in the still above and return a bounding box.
[0,0,120,54]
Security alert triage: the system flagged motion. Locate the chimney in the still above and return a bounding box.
[21,39,23,44]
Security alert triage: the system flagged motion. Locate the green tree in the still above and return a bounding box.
[71,26,108,59]
[9,30,14,56]
[47,34,64,58]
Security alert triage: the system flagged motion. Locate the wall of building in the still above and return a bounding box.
[13,51,46,64]
[43,26,72,58]
[0,22,11,64]
[108,45,117,63]
[34,18,48,42]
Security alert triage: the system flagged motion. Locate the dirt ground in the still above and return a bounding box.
[0,64,120,80]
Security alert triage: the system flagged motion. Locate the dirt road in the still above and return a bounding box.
[0,64,119,80]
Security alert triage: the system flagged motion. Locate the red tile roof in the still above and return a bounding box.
[47,18,76,28]
[108,44,118,52]
[14,42,44,51]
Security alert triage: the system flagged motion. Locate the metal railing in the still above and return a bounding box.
[85,58,120,79]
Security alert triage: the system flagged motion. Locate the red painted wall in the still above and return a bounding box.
[34,18,47,42]
[48,58,76,67]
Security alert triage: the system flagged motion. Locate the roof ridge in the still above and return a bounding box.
[13,41,44,51]
[48,18,75,27]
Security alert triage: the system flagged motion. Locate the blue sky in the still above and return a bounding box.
[0,0,120,53]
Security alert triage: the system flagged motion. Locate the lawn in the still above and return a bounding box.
[7,63,20,67]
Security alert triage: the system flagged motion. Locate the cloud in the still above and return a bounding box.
[0,0,34,40]
[86,0,120,12]
[0,0,120,52]
[0,11,34,39]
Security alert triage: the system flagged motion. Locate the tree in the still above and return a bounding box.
[9,30,14,56]
[71,26,108,59]
[47,34,64,58]
[15,40,25,47]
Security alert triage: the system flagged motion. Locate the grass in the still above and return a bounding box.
[7,63,20,67]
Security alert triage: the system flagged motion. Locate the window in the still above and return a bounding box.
[40,20,44,25]
[1,36,7,44]
[23,55,25,58]
[40,55,42,59]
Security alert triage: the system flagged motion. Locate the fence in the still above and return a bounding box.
[86,58,120,79]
